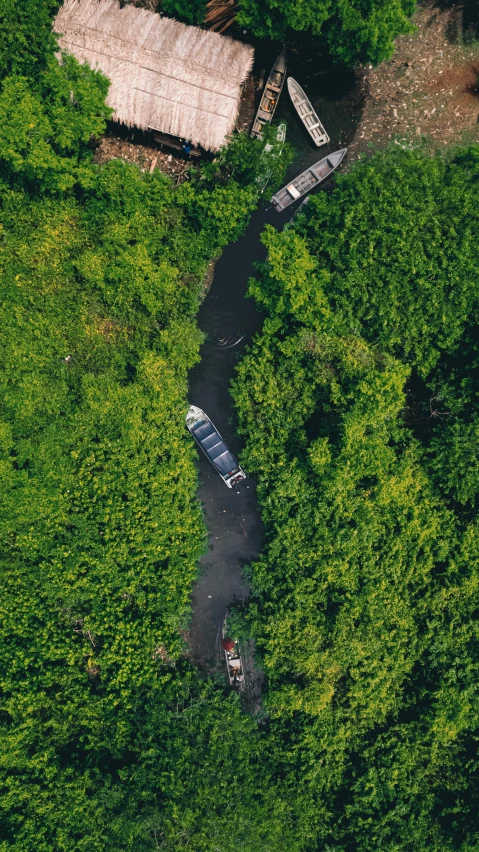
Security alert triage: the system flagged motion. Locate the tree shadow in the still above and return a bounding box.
[433,0,479,44]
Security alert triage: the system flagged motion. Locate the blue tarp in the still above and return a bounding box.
[193,420,238,477]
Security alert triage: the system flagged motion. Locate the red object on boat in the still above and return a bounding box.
[222,637,235,652]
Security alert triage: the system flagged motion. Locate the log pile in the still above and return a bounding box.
[204,0,238,33]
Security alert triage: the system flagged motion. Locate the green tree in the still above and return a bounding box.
[161,0,206,26]
[237,0,415,64]
[0,0,60,79]
[232,143,479,852]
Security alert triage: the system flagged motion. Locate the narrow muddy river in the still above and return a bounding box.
[187,57,366,671]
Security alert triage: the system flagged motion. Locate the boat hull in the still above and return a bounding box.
[222,616,245,687]
[271,148,347,212]
[186,405,246,488]
[287,77,329,147]
[251,50,287,139]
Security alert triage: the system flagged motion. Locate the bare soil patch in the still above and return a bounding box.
[349,0,479,158]
[94,131,192,182]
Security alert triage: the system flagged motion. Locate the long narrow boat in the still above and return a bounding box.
[287,77,329,147]
[271,148,347,212]
[251,49,287,139]
[222,617,245,687]
[186,405,246,488]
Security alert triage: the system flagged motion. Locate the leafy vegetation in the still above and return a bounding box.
[239,0,415,65]
[232,146,479,851]
[0,6,296,849]
[160,0,415,64]
[2,0,479,849]
[0,0,61,79]
[161,0,206,26]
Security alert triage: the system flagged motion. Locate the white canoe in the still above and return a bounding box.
[287,77,329,147]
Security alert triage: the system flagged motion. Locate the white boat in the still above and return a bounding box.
[287,77,329,147]
[222,619,245,687]
[271,148,347,212]
[251,50,287,139]
[257,122,287,195]
[186,405,246,488]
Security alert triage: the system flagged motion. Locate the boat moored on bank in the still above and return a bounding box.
[222,619,245,687]
[251,49,287,139]
[271,148,347,212]
[287,77,329,147]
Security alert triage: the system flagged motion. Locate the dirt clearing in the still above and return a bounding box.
[350,0,479,157]
[93,129,192,181]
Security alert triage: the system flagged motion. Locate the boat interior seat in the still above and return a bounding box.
[201,433,222,451]
[286,184,301,199]
[193,421,215,441]
[214,449,237,475]
[327,158,335,168]
[210,442,228,461]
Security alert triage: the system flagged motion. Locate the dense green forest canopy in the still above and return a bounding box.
[237,0,416,63]
[0,3,297,848]
[232,145,479,851]
[163,0,416,64]
[2,0,479,850]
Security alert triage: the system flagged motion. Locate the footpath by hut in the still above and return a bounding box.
[54,0,254,152]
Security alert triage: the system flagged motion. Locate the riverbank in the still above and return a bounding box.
[95,1,478,183]
[348,0,479,157]
[184,0,479,678]
[92,0,478,682]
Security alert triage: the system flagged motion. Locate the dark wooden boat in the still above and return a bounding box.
[251,49,287,139]
[271,148,347,212]
[287,77,329,147]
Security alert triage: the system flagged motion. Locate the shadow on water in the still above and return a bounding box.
[187,49,367,670]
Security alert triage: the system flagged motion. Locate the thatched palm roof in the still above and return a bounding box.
[54,0,254,151]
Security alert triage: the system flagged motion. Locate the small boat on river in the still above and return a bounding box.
[271,148,347,212]
[222,619,245,687]
[287,77,329,147]
[186,405,246,488]
[251,49,287,139]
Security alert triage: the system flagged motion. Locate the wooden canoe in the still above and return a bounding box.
[251,49,287,139]
[287,77,329,147]
[271,148,347,212]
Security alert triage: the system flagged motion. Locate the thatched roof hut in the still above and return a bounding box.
[54,0,254,152]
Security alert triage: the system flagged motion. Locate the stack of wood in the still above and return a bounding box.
[204,0,238,33]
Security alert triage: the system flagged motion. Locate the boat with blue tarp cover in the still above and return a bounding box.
[186,405,246,488]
